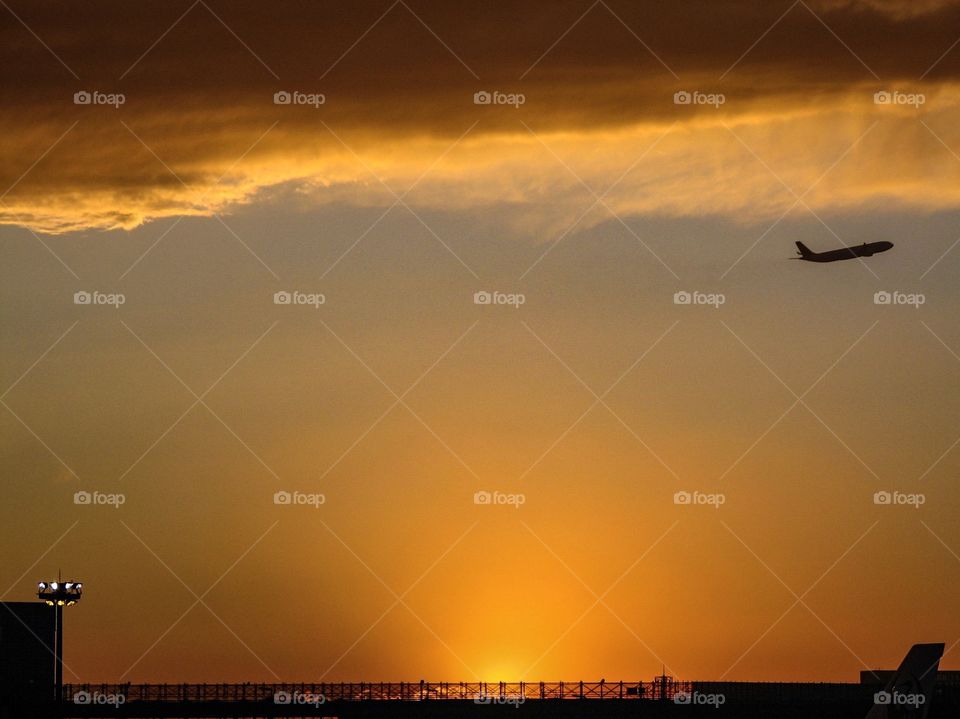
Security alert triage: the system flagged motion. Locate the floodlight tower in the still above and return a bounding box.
[37,574,82,701]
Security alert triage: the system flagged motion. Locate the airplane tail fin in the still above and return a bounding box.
[863,643,945,719]
[795,241,813,258]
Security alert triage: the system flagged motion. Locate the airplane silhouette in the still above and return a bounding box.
[793,240,893,262]
[864,643,944,719]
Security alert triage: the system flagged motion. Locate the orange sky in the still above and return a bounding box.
[1,0,960,684]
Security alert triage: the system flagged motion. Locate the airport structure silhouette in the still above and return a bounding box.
[1,594,958,718]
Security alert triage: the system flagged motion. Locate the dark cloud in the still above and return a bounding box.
[4,0,960,96]
[2,0,960,230]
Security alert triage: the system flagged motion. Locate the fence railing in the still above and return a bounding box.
[57,680,960,709]
[61,680,695,703]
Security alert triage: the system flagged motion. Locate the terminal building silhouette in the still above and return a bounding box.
[0,601,55,711]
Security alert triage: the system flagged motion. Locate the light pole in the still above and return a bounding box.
[37,577,82,702]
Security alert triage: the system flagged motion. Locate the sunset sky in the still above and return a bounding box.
[2,0,960,685]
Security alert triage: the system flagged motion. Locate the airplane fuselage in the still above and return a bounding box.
[796,241,893,262]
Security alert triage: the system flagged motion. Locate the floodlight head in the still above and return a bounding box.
[37,579,83,606]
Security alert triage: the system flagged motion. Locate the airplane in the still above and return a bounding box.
[793,240,893,262]
[864,642,944,719]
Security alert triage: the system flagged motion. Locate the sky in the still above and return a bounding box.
[1,0,960,685]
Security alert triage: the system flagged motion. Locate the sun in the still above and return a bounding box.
[480,662,525,683]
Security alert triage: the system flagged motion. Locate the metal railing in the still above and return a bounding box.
[61,679,691,703]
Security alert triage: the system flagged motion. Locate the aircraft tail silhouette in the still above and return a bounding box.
[863,643,945,719]
[795,241,813,258]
